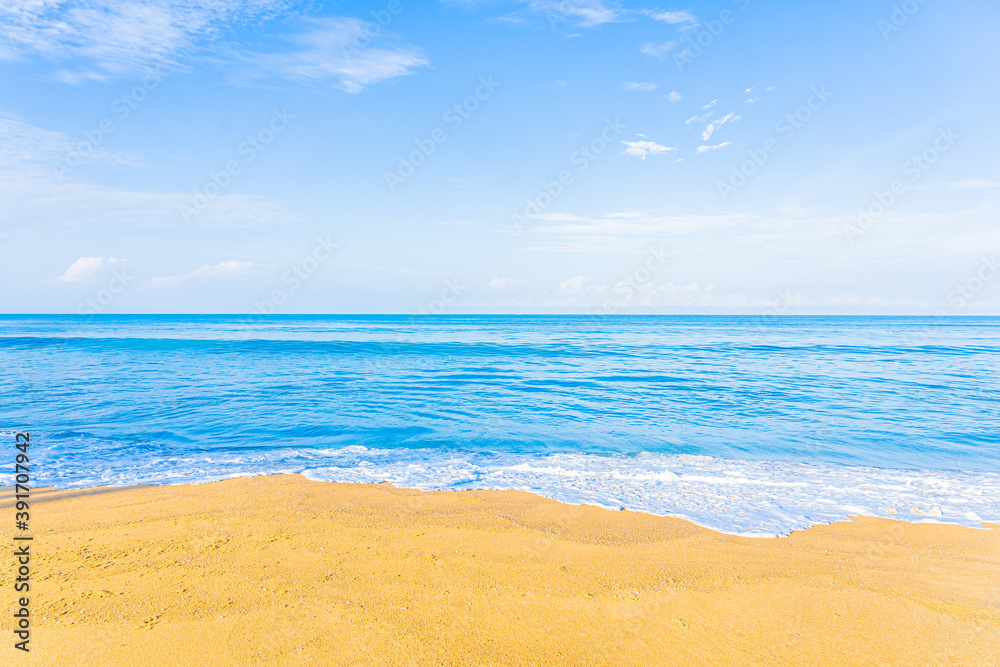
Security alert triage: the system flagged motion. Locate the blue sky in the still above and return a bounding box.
[1,0,998,314]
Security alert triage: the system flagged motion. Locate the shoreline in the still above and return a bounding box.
[0,457,1000,539]
[6,474,999,665]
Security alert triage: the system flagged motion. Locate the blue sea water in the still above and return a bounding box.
[2,315,998,536]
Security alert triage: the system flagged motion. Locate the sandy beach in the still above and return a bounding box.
[3,474,998,665]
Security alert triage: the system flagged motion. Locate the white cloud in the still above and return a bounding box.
[0,113,287,230]
[0,111,136,171]
[556,275,745,309]
[526,0,625,26]
[56,256,123,283]
[924,179,1000,190]
[0,0,289,81]
[150,260,263,288]
[640,41,676,60]
[695,141,732,153]
[530,212,587,222]
[558,276,592,294]
[521,210,752,253]
[685,112,711,126]
[644,9,697,26]
[622,140,674,160]
[489,277,524,290]
[4,181,282,232]
[622,81,658,92]
[1,3,427,92]
[817,293,917,308]
[248,18,429,93]
[666,90,683,103]
[434,219,485,226]
[700,111,740,141]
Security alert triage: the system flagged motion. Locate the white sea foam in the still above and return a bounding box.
[20,442,1000,537]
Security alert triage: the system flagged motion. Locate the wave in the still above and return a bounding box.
[9,433,999,538]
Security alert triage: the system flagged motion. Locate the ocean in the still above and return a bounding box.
[2,314,998,536]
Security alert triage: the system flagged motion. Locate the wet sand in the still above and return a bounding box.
[3,474,998,665]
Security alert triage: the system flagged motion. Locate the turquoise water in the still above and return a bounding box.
[2,315,998,535]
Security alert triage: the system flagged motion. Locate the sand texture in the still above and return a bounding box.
[2,475,998,665]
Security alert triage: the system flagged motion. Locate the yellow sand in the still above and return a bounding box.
[3,475,998,666]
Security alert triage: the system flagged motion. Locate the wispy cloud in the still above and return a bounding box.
[921,179,1000,190]
[520,210,752,253]
[666,90,683,103]
[684,106,741,152]
[643,9,698,26]
[622,81,658,92]
[700,111,741,141]
[488,277,525,290]
[529,212,587,222]
[56,256,124,283]
[0,0,290,81]
[557,275,743,309]
[526,0,626,27]
[622,139,674,159]
[0,113,288,230]
[0,111,135,171]
[695,141,732,153]
[150,260,264,288]
[640,41,676,60]
[246,18,429,93]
